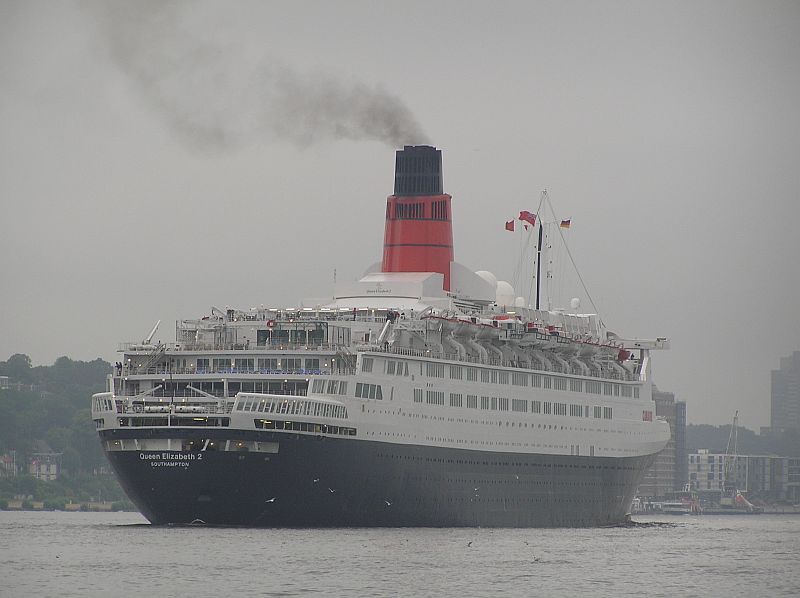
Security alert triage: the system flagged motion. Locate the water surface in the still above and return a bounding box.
[1,512,798,597]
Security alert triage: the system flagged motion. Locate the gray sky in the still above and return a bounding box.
[2,0,799,430]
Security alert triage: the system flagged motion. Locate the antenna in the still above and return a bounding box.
[144,320,161,345]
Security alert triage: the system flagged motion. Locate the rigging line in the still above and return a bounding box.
[545,193,603,321]
[511,224,531,291]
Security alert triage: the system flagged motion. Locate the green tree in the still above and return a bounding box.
[0,354,33,384]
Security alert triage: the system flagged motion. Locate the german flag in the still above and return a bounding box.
[504,220,514,232]
[560,219,571,229]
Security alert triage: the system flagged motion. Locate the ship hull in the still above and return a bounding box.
[101,429,656,527]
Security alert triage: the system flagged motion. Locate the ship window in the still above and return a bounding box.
[449,393,463,407]
[480,396,490,410]
[553,377,567,391]
[586,381,601,394]
[466,395,478,409]
[466,368,478,382]
[512,399,528,412]
[594,406,601,418]
[603,407,613,419]
[339,382,348,395]
[387,361,396,375]
[481,370,490,383]
[450,365,463,380]
[543,402,551,414]
[327,380,339,394]
[312,379,325,393]
[570,404,582,417]
[369,385,376,399]
[258,358,278,371]
[413,388,423,403]
[532,400,541,414]
[284,358,302,371]
[196,358,209,372]
[426,363,445,378]
[498,397,509,411]
[633,387,640,398]
[212,358,229,372]
[543,377,552,390]
[426,391,444,406]
[554,403,567,416]
[234,358,254,372]
[305,358,320,371]
[512,372,528,386]
[603,383,614,396]
[621,386,632,398]
[490,371,498,384]
[570,379,583,392]
[614,384,620,397]
[362,357,373,373]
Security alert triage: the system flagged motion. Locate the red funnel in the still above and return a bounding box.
[381,146,454,290]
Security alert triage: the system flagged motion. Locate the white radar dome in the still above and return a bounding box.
[496,281,516,307]
[514,296,526,308]
[570,297,581,310]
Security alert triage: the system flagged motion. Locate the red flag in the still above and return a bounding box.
[504,220,514,232]
[560,219,571,229]
[519,211,537,226]
[523,224,529,230]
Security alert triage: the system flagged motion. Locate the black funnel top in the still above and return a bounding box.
[394,145,443,196]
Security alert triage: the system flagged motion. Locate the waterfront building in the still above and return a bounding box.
[638,386,686,498]
[674,400,687,491]
[771,351,800,433]
[0,452,16,477]
[688,449,795,501]
[789,458,800,502]
[28,452,61,481]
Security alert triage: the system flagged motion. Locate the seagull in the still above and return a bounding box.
[515,475,519,480]
[313,478,320,483]
[265,497,276,503]
[328,488,336,493]
[467,541,473,547]
[384,500,392,506]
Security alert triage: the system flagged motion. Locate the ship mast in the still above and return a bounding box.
[535,222,543,310]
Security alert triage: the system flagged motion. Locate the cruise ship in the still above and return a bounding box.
[91,145,670,527]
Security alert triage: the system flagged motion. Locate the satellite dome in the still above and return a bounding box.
[496,281,516,307]
[570,297,581,310]
[514,296,526,308]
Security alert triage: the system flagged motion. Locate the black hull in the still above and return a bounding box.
[101,429,656,527]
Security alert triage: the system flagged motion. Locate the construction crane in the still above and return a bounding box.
[721,411,739,505]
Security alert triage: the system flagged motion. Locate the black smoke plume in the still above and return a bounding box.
[90,1,428,150]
